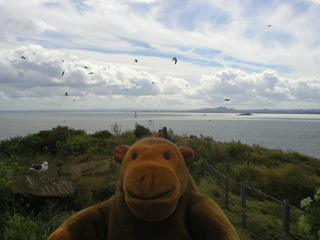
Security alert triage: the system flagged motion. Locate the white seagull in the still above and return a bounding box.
[30,162,48,172]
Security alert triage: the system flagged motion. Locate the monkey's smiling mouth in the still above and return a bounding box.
[126,186,176,201]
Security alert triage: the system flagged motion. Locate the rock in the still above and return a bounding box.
[12,175,75,197]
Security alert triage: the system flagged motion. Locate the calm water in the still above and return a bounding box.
[0,111,319,159]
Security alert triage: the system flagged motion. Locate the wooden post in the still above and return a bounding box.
[209,165,213,177]
[227,155,230,173]
[207,164,211,177]
[246,153,250,169]
[282,199,290,236]
[203,160,207,175]
[240,182,247,230]
[217,171,220,185]
[225,176,229,210]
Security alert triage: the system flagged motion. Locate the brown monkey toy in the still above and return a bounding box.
[48,137,239,240]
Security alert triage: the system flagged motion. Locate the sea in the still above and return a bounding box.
[0,111,319,159]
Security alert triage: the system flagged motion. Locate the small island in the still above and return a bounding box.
[238,112,252,116]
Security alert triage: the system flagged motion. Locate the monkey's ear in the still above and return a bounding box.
[179,147,195,166]
[113,145,130,163]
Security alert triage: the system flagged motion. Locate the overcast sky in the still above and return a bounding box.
[1,0,320,111]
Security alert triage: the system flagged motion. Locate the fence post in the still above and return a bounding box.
[227,155,230,173]
[203,160,207,176]
[245,153,250,169]
[240,182,247,230]
[282,199,290,236]
[216,171,220,185]
[225,176,229,210]
[208,164,213,177]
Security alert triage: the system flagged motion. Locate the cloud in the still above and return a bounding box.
[1,44,319,111]
[0,45,163,98]
[200,68,320,108]
[0,1,320,110]
[4,18,57,34]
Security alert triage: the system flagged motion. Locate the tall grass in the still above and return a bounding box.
[0,127,319,239]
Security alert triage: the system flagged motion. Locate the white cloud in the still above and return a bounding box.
[200,68,320,108]
[4,18,57,34]
[0,1,320,110]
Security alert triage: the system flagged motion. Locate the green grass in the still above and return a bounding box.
[1,127,319,239]
[198,178,304,240]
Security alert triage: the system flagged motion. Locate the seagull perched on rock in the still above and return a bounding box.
[172,57,177,64]
[30,162,48,172]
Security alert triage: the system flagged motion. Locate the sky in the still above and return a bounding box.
[0,0,320,111]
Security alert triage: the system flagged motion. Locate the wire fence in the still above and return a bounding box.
[203,160,306,240]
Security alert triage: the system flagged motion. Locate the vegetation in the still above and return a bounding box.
[297,187,320,239]
[0,125,319,240]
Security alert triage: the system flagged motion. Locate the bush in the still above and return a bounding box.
[90,130,113,139]
[3,214,41,240]
[133,123,151,138]
[298,187,320,240]
[225,140,250,161]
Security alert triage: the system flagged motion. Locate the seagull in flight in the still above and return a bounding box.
[61,71,65,77]
[134,59,139,63]
[88,72,94,75]
[84,66,88,69]
[65,92,69,96]
[266,25,272,27]
[224,98,230,102]
[172,57,177,65]
[21,56,26,59]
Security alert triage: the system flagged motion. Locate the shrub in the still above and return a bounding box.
[225,140,250,161]
[115,130,137,145]
[298,187,320,240]
[90,130,113,139]
[3,214,41,240]
[133,123,151,138]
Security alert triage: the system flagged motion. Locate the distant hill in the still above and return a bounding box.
[187,107,320,114]
[2,107,320,114]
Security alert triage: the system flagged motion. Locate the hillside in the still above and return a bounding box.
[0,126,319,239]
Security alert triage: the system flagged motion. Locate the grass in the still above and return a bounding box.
[198,178,304,240]
[1,128,319,239]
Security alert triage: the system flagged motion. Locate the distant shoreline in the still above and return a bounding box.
[1,107,320,114]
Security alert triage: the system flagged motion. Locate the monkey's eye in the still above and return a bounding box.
[132,153,137,160]
[163,153,170,160]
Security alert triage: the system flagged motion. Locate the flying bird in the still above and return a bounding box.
[88,72,94,75]
[172,57,177,65]
[266,25,272,27]
[61,71,65,77]
[134,59,138,63]
[84,66,88,69]
[224,99,230,102]
[30,162,48,173]
[65,92,69,96]
[21,56,26,59]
